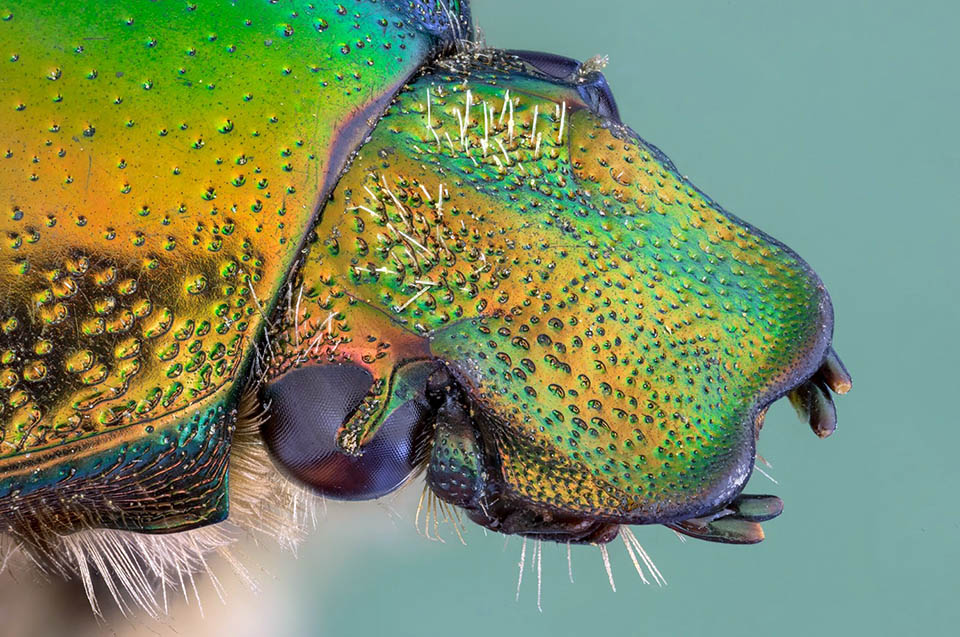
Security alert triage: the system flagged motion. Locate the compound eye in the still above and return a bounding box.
[508,49,581,80]
[509,49,621,122]
[260,363,429,501]
[578,74,621,122]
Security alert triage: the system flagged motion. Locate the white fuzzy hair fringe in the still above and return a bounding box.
[0,386,320,618]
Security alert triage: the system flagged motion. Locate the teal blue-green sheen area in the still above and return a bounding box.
[0,400,233,532]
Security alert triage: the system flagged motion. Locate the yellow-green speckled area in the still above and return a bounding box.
[0,0,459,461]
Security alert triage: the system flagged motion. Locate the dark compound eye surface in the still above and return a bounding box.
[260,363,429,501]
[508,49,620,121]
[508,49,582,80]
[578,72,620,121]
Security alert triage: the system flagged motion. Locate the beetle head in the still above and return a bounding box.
[258,49,847,543]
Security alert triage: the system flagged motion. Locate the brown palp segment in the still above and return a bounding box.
[820,348,854,395]
[788,378,839,439]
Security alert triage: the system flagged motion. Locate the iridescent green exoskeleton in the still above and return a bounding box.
[0,0,850,610]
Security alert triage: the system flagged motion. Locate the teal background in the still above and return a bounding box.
[11,1,955,635]
[281,2,959,635]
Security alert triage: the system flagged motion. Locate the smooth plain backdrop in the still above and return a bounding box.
[32,2,954,636]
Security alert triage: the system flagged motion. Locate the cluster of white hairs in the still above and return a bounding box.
[418,78,570,171]
[511,528,668,614]
[0,385,320,618]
